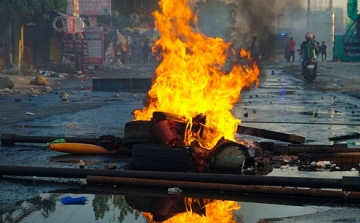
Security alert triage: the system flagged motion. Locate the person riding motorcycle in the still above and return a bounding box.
[300,32,319,74]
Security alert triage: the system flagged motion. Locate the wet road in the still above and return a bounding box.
[235,69,360,144]
[1,65,360,222]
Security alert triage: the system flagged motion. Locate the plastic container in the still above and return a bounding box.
[59,196,88,205]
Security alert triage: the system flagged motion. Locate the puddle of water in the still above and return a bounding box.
[0,192,335,223]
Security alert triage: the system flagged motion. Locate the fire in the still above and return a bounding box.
[133,0,259,149]
[142,199,240,223]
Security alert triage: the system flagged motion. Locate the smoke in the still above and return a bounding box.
[193,0,307,48]
[232,0,306,44]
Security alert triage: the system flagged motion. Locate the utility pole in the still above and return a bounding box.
[329,0,333,11]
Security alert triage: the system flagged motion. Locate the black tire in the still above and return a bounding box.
[122,121,155,149]
[304,69,316,83]
[132,143,196,172]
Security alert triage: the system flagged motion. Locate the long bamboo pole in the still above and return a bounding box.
[1,133,100,145]
[0,166,347,189]
[86,175,360,200]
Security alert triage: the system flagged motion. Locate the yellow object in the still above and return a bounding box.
[48,143,118,154]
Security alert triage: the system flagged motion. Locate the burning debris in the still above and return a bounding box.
[127,111,261,173]
[131,0,260,173]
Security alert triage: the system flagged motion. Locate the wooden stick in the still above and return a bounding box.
[237,125,305,144]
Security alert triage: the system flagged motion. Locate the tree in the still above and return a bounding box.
[0,0,67,20]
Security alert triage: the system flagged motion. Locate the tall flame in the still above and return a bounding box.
[133,0,259,149]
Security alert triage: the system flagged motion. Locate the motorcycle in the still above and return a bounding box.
[301,56,317,83]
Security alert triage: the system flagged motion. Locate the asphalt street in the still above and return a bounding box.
[1,61,360,222]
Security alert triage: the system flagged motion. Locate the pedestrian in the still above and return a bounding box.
[284,42,290,62]
[312,35,320,55]
[142,40,151,63]
[320,41,328,61]
[130,40,138,63]
[249,36,261,66]
[287,37,296,62]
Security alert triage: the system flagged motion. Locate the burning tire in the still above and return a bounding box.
[122,121,155,149]
[132,143,196,172]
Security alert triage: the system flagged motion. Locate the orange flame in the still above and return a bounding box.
[133,0,259,149]
[142,199,240,223]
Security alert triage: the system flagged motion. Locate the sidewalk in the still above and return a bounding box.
[0,62,158,96]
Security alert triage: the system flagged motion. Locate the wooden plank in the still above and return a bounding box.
[236,125,305,144]
[329,132,360,141]
[273,144,352,155]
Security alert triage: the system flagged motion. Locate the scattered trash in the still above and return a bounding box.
[59,196,88,205]
[60,92,70,101]
[314,161,331,169]
[30,75,47,86]
[168,187,182,195]
[107,163,117,170]
[78,159,86,168]
[46,138,66,146]
[280,164,289,171]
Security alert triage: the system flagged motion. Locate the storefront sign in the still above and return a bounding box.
[67,0,80,17]
[67,0,111,16]
[82,28,104,65]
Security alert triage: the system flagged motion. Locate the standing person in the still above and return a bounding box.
[312,35,320,55]
[142,40,151,63]
[284,42,290,62]
[300,32,319,74]
[249,36,261,66]
[288,37,296,62]
[320,41,328,61]
[130,40,138,63]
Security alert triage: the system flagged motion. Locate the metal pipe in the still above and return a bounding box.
[0,166,344,189]
[1,133,100,145]
[85,184,360,206]
[299,152,360,164]
[86,176,360,200]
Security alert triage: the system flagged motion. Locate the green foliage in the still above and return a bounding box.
[0,0,67,20]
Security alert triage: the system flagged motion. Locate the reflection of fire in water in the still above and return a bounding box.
[133,0,259,150]
[142,198,240,223]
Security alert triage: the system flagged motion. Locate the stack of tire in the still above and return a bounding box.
[122,120,196,172]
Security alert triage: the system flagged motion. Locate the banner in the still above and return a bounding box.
[49,38,63,63]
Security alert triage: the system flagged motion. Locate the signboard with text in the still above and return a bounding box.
[67,0,80,17]
[82,28,104,66]
[68,0,111,16]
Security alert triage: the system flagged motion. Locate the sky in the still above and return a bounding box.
[333,0,359,11]
[333,0,347,8]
